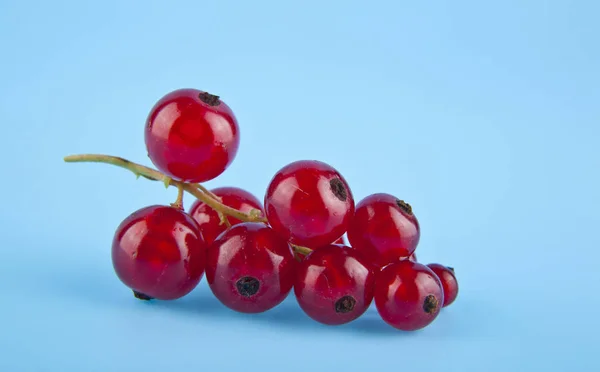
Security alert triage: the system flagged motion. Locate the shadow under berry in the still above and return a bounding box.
[150,282,403,337]
[43,260,455,337]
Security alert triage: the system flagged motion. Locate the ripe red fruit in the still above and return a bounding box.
[294,245,375,325]
[111,205,207,300]
[189,186,263,244]
[427,264,459,307]
[374,260,443,331]
[347,193,420,268]
[205,222,295,313]
[145,88,240,183]
[264,160,354,248]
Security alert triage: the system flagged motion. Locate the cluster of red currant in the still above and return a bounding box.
[65,88,458,332]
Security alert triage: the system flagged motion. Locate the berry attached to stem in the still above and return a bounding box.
[145,88,240,183]
[347,193,420,268]
[112,205,207,300]
[205,222,296,313]
[427,263,459,307]
[374,260,443,331]
[265,160,355,248]
[294,244,375,325]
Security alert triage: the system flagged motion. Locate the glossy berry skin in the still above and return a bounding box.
[206,222,295,313]
[265,160,354,248]
[189,187,264,245]
[145,88,240,183]
[333,236,345,245]
[294,245,375,325]
[111,205,207,300]
[374,260,443,331]
[347,193,420,268]
[427,264,459,307]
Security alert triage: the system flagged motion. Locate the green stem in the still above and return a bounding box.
[194,182,231,227]
[170,184,185,210]
[63,154,267,223]
[290,244,313,256]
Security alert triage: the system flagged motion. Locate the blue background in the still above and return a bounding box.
[1,0,598,371]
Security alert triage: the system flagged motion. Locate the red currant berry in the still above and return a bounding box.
[294,244,375,325]
[205,222,295,313]
[145,89,240,183]
[347,193,420,268]
[189,186,263,244]
[374,260,443,331]
[427,264,459,307]
[111,205,207,300]
[264,160,354,248]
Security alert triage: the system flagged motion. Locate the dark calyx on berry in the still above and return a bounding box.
[198,92,221,106]
[133,290,153,301]
[236,276,260,297]
[329,178,347,201]
[334,295,356,313]
[396,199,413,215]
[447,266,455,273]
[422,294,439,314]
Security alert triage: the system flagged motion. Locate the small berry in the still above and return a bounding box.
[347,193,420,268]
[264,160,354,247]
[294,245,375,325]
[145,88,240,183]
[189,186,263,244]
[427,264,459,307]
[205,222,295,313]
[111,205,207,300]
[374,260,443,331]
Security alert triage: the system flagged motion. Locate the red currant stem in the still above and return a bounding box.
[170,184,184,210]
[290,244,313,256]
[194,183,220,201]
[62,154,268,223]
[193,182,231,227]
[220,213,232,227]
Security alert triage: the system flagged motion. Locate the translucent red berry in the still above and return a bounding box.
[205,222,295,313]
[111,205,207,300]
[427,264,459,307]
[374,260,443,331]
[347,193,420,268]
[294,245,375,325]
[189,186,263,244]
[264,160,354,248]
[145,88,240,183]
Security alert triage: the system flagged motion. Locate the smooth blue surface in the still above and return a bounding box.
[1,1,598,371]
